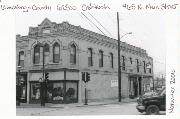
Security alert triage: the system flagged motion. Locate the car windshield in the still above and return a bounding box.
[158,88,166,96]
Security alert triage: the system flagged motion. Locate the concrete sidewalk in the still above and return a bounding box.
[16,98,137,108]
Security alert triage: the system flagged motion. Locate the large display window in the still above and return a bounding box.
[65,82,78,103]
[30,81,78,104]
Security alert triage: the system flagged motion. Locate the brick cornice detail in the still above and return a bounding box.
[27,21,148,57]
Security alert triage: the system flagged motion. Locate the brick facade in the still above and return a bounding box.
[16,18,153,104]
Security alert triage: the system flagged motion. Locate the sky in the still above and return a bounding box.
[15,11,166,77]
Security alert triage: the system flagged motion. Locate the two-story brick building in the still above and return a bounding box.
[16,18,153,104]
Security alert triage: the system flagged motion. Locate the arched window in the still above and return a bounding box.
[70,44,76,64]
[88,48,93,67]
[34,45,40,64]
[143,61,146,73]
[149,68,152,74]
[19,51,24,67]
[147,62,152,74]
[129,57,133,64]
[44,44,50,64]
[99,50,103,67]
[53,43,60,63]
[136,59,139,72]
[110,53,113,68]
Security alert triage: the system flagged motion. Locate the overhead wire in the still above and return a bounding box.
[88,12,114,38]
[78,13,96,31]
[81,12,106,36]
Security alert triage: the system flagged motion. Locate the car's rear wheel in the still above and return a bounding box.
[146,105,159,115]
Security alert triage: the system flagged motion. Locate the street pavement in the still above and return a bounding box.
[16,102,166,116]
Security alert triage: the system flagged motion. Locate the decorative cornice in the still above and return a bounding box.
[18,18,149,58]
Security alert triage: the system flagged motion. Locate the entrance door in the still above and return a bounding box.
[129,76,142,98]
[30,82,41,103]
[16,74,27,103]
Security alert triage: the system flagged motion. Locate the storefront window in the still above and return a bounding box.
[65,82,77,103]
[30,83,40,101]
[52,83,64,102]
[30,81,78,103]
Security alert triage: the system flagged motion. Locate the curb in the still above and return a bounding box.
[16,100,136,108]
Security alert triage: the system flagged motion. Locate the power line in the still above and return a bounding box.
[105,12,132,35]
[81,12,106,36]
[78,13,96,31]
[88,12,114,38]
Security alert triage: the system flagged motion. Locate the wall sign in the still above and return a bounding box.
[111,79,118,87]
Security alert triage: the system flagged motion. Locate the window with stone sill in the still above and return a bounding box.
[88,48,93,67]
[18,51,24,67]
[129,57,133,64]
[122,56,125,70]
[143,61,146,73]
[110,53,113,68]
[34,45,40,64]
[149,68,152,74]
[53,43,60,63]
[136,59,139,72]
[44,44,50,64]
[99,50,103,67]
[70,44,76,65]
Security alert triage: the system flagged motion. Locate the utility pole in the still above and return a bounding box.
[117,12,121,102]
[40,44,45,106]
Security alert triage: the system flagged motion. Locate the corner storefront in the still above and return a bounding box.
[28,68,79,104]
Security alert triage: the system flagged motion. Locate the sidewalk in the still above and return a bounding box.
[16,98,137,108]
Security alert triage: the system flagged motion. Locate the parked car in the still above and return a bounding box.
[136,88,166,115]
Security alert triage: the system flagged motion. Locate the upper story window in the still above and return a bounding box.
[143,61,146,73]
[18,51,24,67]
[146,62,152,74]
[34,45,40,64]
[130,57,132,64]
[99,50,103,67]
[149,68,152,74]
[148,63,152,74]
[88,48,93,67]
[53,43,60,63]
[44,44,50,64]
[70,44,76,64]
[122,56,125,70]
[136,59,139,72]
[110,53,113,68]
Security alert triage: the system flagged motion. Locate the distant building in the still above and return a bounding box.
[16,18,153,104]
[154,77,166,91]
